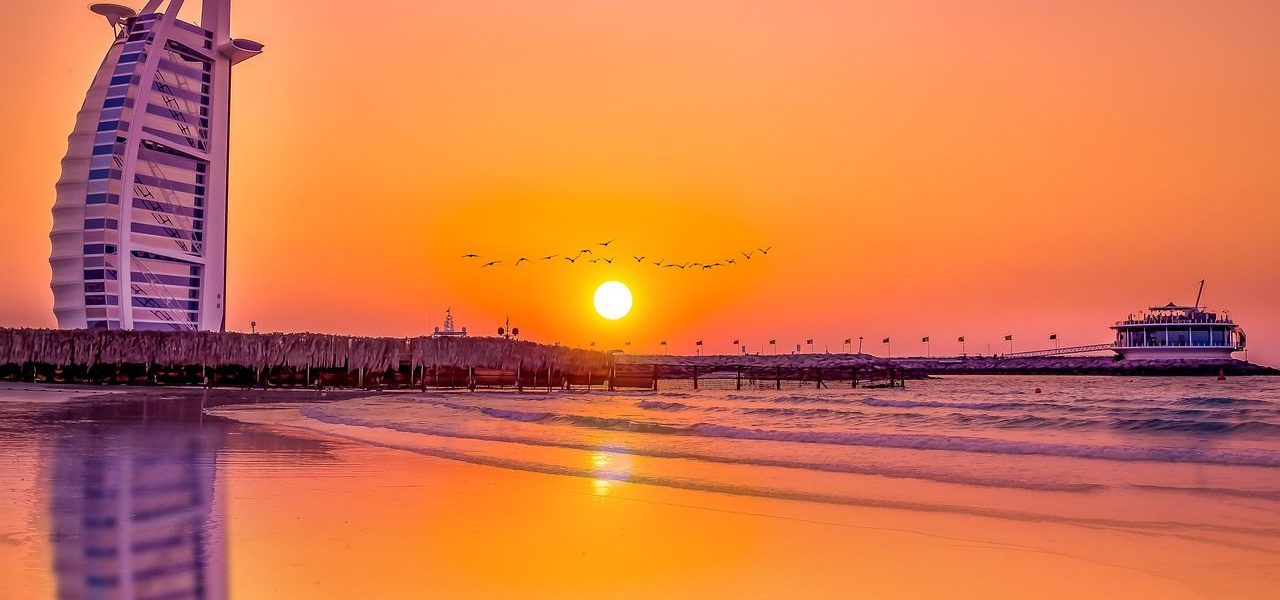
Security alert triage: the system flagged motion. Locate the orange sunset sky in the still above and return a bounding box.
[1,0,1278,363]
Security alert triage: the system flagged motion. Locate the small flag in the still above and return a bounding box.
[958,336,965,342]
[625,341,631,346]
[732,339,740,345]
[796,344,802,352]
[844,338,852,344]
[696,340,703,346]
[1004,334,1013,341]
[769,339,776,345]
[659,340,667,346]
[1049,334,1057,340]
[882,337,890,344]
[921,336,930,343]
[806,338,813,345]
[590,341,596,346]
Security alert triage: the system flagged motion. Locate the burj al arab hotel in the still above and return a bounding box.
[50,1,261,331]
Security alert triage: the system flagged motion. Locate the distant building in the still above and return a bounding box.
[432,308,468,338]
[50,1,261,331]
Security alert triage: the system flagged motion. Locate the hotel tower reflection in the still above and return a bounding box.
[49,424,226,600]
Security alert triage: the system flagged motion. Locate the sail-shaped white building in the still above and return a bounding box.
[50,1,261,331]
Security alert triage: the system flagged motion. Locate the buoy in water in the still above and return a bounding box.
[1217,368,1227,381]
[1034,387,1042,394]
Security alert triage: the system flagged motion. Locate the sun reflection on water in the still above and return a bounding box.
[589,450,631,497]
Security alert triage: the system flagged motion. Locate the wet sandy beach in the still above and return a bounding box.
[2,380,1278,598]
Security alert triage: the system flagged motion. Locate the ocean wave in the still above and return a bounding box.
[1174,397,1272,407]
[636,400,694,411]
[479,407,688,434]
[427,396,1280,440]
[763,394,864,405]
[278,418,1146,528]
[297,405,1102,492]
[679,423,1280,467]
[334,402,1280,467]
[861,397,1079,411]
[1110,418,1280,435]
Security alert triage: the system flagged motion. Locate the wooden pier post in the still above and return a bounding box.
[608,364,615,392]
[693,366,699,390]
[736,365,742,390]
[851,367,857,389]
[517,361,524,392]
[776,366,782,390]
[548,364,553,393]
[652,364,659,391]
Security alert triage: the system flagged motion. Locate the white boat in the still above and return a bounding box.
[1111,283,1244,360]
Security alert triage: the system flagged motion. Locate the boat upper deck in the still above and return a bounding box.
[1113,303,1234,328]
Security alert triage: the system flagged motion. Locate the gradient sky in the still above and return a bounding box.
[2,0,1278,363]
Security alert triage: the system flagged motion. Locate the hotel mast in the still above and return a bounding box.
[50,1,261,331]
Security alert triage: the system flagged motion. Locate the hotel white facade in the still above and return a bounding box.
[50,1,261,331]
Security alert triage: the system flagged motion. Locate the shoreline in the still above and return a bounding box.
[3,383,1279,597]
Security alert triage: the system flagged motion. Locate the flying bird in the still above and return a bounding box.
[602,257,614,264]
[588,258,601,264]
[598,238,615,247]
[633,256,645,263]
[481,260,501,268]
[651,258,663,266]
[462,253,480,259]
[576,249,592,256]
[514,258,529,266]
[541,254,558,260]
[758,246,772,255]
[564,256,579,263]
[741,251,753,259]
[725,258,736,265]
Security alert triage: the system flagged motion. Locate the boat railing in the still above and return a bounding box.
[1114,317,1234,326]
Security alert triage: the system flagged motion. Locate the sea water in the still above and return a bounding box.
[286,375,1280,532]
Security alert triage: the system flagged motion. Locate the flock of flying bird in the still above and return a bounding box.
[461,239,772,271]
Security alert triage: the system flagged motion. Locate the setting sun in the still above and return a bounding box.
[593,281,633,320]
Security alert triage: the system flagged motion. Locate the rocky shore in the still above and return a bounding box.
[889,356,1278,376]
[617,352,1278,378]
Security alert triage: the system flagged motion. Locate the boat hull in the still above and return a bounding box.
[1114,347,1238,360]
